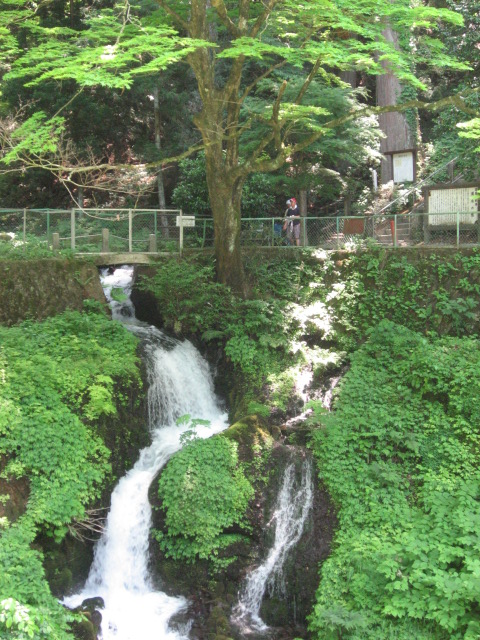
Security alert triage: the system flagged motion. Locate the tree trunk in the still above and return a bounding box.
[153,85,169,238]
[204,149,245,293]
[377,27,416,184]
[340,70,356,89]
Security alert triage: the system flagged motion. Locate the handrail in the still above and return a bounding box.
[1,208,479,254]
[374,154,465,217]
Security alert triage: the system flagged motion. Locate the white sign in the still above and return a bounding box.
[176,216,195,227]
[428,188,478,226]
[393,152,414,183]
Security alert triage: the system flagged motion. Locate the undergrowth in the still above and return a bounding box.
[0,303,140,639]
[154,430,254,570]
[308,320,480,640]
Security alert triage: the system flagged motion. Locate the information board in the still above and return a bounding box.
[176,216,195,227]
[393,152,414,183]
[428,187,478,226]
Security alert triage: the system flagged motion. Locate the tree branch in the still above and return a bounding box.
[250,0,279,38]
[210,0,241,37]
[249,90,480,174]
[156,0,189,32]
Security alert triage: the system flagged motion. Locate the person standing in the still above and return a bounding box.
[283,198,301,246]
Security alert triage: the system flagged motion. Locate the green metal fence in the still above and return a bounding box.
[1,208,479,254]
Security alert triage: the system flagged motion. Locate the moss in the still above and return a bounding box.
[221,415,272,448]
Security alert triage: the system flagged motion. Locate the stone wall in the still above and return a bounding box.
[0,259,106,326]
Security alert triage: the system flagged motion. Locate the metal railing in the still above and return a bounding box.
[1,208,479,254]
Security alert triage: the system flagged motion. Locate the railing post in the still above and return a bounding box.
[71,208,76,250]
[394,214,397,248]
[128,209,133,253]
[202,219,207,248]
[102,228,109,253]
[336,216,340,249]
[149,234,157,253]
[179,209,184,255]
[23,208,26,250]
[271,218,275,246]
[46,210,50,242]
[456,211,460,248]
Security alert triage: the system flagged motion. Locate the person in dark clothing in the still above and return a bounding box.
[283,198,301,246]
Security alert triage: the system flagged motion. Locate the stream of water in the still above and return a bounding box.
[232,458,314,634]
[65,266,228,640]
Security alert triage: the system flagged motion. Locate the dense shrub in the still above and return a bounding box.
[308,320,480,640]
[154,433,254,568]
[0,305,140,638]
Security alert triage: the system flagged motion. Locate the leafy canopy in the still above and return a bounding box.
[0,0,468,172]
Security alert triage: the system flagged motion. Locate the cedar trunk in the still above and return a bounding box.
[377,27,416,184]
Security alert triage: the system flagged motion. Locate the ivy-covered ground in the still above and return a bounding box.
[0,303,140,639]
[308,322,480,640]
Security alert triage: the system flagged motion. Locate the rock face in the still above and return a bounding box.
[0,259,106,326]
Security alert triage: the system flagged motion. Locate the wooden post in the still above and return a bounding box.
[52,232,60,251]
[149,234,157,253]
[102,228,109,253]
[71,209,76,250]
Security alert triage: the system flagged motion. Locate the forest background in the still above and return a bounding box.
[0,0,479,289]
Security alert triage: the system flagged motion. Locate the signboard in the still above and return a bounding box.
[428,187,478,226]
[393,152,414,183]
[176,215,195,227]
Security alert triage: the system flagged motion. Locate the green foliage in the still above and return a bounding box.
[309,320,480,639]
[0,595,71,640]
[327,248,480,348]
[138,256,304,393]
[155,434,254,568]
[172,153,277,218]
[0,237,75,261]
[457,117,480,151]
[426,91,480,181]
[0,306,140,638]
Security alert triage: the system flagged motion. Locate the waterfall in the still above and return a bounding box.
[232,457,314,634]
[65,266,228,640]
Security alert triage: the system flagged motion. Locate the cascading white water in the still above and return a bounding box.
[232,458,314,634]
[65,266,228,640]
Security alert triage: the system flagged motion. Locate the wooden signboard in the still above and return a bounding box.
[425,183,479,227]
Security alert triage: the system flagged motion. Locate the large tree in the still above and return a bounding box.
[0,0,467,290]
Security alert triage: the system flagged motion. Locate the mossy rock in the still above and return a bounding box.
[221,415,273,449]
[260,597,290,627]
[205,603,233,637]
[70,616,97,640]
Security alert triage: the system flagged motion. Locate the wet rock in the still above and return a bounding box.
[81,596,105,611]
[70,597,104,640]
